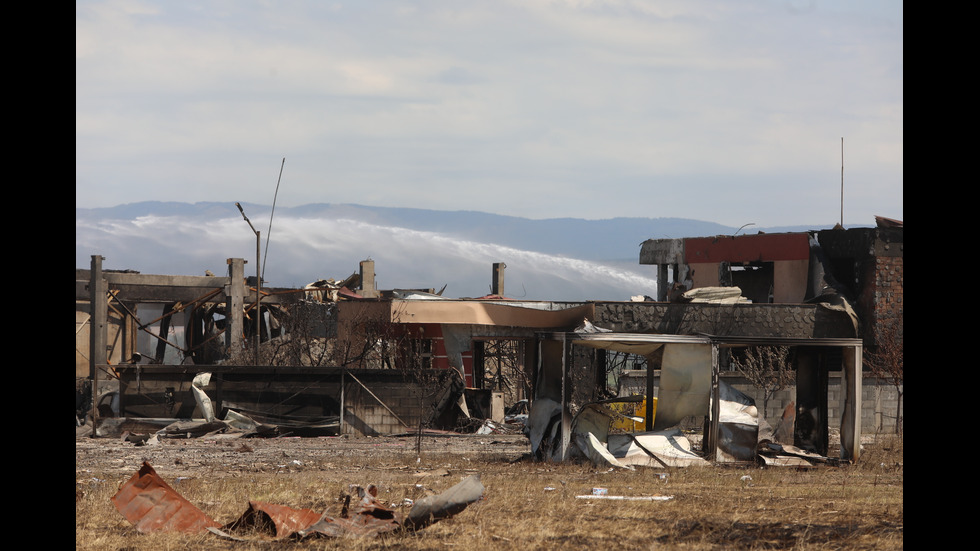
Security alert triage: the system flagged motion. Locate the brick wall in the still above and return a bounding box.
[872,255,903,341]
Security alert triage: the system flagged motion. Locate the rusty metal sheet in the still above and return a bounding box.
[292,484,401,539]
[222,501,324,538]
[111,462,222,534]
[113,462,484,540]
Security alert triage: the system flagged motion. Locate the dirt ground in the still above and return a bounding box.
[73,422,868,480]
[76,425,902,550]
[75,429,532,480]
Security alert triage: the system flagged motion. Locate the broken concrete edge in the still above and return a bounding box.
[111,461,485,540]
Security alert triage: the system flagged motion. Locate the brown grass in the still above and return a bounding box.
[76,435,902,550]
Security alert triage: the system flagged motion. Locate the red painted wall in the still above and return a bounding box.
[415,323,475,387]
[684,233,810,264]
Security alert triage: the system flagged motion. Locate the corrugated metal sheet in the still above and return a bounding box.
[111,462,222,534]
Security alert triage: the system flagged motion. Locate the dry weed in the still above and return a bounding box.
[77,435,902,550]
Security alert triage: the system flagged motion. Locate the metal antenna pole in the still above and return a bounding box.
[262,157,285,283]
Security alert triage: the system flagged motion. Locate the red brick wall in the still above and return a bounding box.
[871,255,903,343]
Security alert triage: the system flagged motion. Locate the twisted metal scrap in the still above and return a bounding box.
[111,462,484,540]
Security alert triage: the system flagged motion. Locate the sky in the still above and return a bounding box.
[76,0,902,228]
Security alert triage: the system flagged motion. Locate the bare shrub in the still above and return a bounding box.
[865,319,903,435]
[730,345,794,422]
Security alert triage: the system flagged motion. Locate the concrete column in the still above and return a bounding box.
[360,260,378,298]
[492,262,506,296]
[89,255,107,434]
[840,344,863,463]
[226,258,246,353]
[89,256,107,378]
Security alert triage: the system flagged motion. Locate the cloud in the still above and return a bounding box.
[75,0,902,226]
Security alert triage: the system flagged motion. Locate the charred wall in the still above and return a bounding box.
[113,366,446,437]
[592,302,857,339]
[817,227,903,346]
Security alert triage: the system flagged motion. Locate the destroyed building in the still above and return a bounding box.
[76,217,902,466]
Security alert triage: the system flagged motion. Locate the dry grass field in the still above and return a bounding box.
[76,432,903,550]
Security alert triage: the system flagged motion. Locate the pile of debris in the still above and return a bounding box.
[112,462,484,541]
[529,381,841,469]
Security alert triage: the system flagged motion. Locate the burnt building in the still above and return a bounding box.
[77,218,901,464]
[637,217,903,351]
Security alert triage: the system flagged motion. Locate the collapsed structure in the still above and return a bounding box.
[76,218,902,466]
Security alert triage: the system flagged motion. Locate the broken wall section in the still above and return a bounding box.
[113,366,462,437]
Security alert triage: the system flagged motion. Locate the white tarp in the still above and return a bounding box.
[713,380,760,462]
[607,431,709,467]
[653,344,712,429]
[191,372,215,422]
[583,432,634,470]
[577,428,708,468]
[570,400,709,468]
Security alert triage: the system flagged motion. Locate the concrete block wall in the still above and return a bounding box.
[724,374,903,435]
[342,379,424,436]
[862,376,904,434]
[617,371,903,435]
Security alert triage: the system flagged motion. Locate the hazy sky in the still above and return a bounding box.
[76,0,902,228]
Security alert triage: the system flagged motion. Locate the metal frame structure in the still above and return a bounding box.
[535,331,864,463]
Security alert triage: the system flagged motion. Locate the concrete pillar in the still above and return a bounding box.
[840,344,862,463]
[89,255,107,434]
[360,260,379,298]
[492,262,506,296]
[89,256,107,378]
[226,258,246,352]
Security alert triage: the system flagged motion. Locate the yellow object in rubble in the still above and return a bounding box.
[609,397,657,432]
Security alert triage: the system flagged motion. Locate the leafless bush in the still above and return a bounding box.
[730,345,794,422]
[259,299,335,367]
[865,319,903,434]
